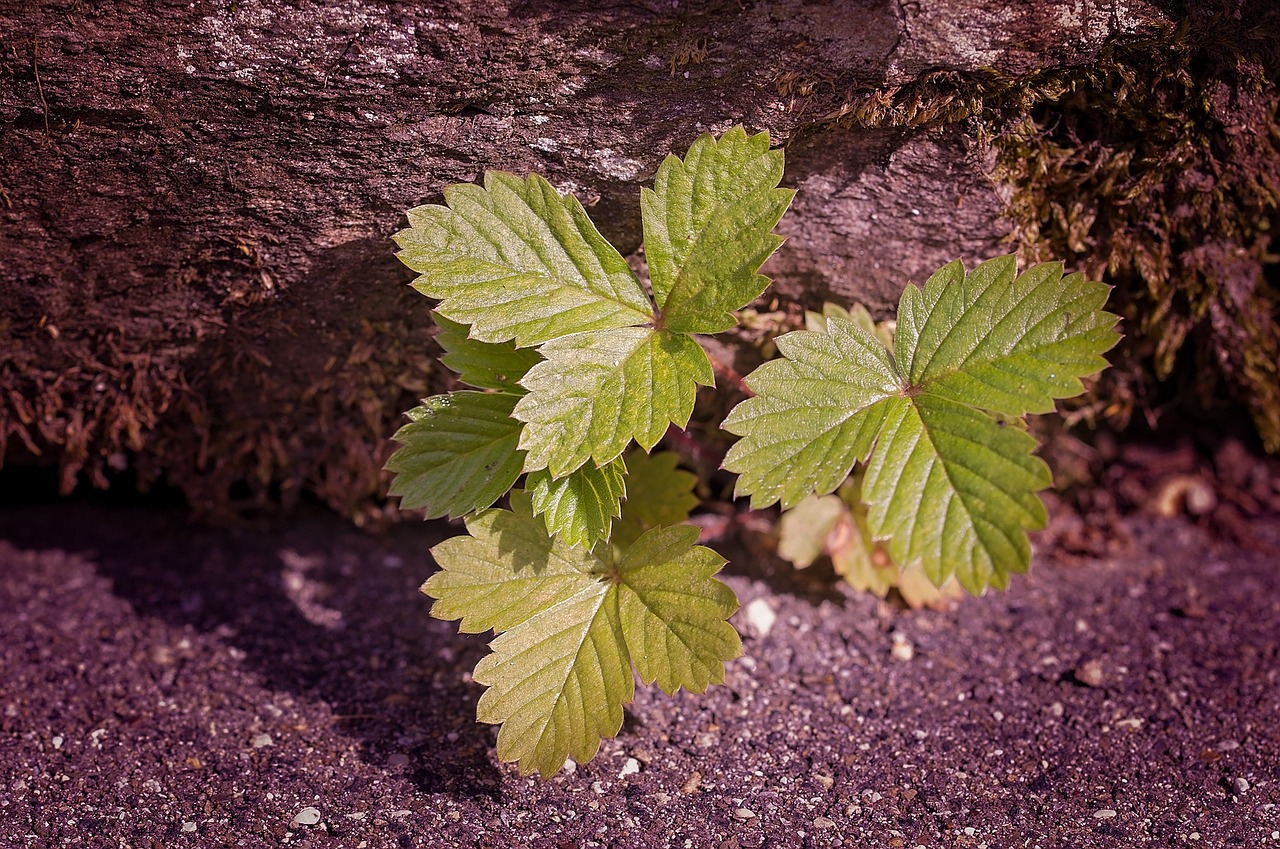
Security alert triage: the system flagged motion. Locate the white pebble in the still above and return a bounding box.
[891,634,914,662]
[744,598,776,638]
[251,733,273,748]
[735,807,756,820]
[1094,809,1117,819]
[1234,777,1250,794]
[292,807,321,826]
[181,822,197,833]
[618,757,640,778]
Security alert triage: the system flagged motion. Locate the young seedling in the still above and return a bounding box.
[723,256,1121,595]
[387,125,1120,776]
[387,127,793,775]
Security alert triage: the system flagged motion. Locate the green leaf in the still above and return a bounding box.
[528,457,627,547]
[722,316,901,510]
[394,171,652,346]
[616,525,741,694]
[426,496,739,776]
[861,393,1049,592]
[433,313,541,393]
[896,257,1118,415]
[724,258,1120,594]
[386,392,525,518]
[613,451,700,547]
[514,327,714,476]
[422,492,600,634]
[642,126,795,334]
[474,580,631,776]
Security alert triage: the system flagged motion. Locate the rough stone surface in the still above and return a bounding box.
[1,0,1173,513]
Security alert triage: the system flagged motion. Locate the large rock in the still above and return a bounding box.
[2,0,1275,519]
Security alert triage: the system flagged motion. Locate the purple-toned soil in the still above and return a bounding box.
[1,501,1277,848]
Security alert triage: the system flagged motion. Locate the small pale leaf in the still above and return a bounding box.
[776,494,847,569]
[515,327,714,476]
[386,392,525,518]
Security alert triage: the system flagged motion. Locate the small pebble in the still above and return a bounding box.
[813,817,836,829]
[181,822,197,833]
[293,807,321,827]
[1215,739,1241,752]
[562,758,577,775]
[813,772,834,790]
[735,807,756,820]
[1094,809,1117,819]
[681,771,702,794]
[1074,660,1105,688]
[251,734,273,748]
[618,757,640,778]
[744,598,776,638]
[1234,777,1250,794]
[891,634,914,662]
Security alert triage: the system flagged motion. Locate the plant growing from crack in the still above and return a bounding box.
[387,127,1120,776]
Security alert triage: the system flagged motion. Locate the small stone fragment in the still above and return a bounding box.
[813,772,834,790]
[181,822,197,833]
[744,598,776,638]
[681,771,702,794]
[1234,777,1250,794]
[1074,659,1105,688]
[813,816,836,829]
[891,634,914,662]
[618,757,640,778]
[1094,809,1117,819]
[251,733,273,748]
[292,807,321,827]
[562,757,577,775]
[735,807,756,820]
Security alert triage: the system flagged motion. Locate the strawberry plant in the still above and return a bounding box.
[387,127,1120,777]
[388,127,793,775]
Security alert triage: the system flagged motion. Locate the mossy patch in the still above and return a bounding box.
[813,9,1280,449]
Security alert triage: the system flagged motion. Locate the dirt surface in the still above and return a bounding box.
[1,496,1278,848]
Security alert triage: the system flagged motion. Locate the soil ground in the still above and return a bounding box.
[1,496,1278,848]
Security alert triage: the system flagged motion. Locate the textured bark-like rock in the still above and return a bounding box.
[5,0,1269,517]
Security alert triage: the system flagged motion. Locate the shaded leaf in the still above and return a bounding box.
[386,392,525,518]
[433,313,541,393]
[613,451,700,547]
